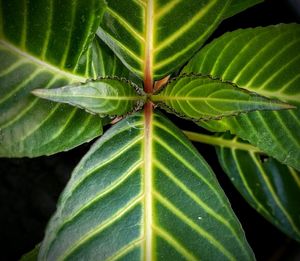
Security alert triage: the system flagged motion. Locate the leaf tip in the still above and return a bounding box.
[31,88,46,97]
[277,101,297,110]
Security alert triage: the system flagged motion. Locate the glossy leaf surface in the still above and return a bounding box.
[152,75,292,121]
[183,24,300,170]
[39,111,254,260]
[33,78,145,116]
[216,133,300,242]
[97,0,230,81]
[0,0,126,157]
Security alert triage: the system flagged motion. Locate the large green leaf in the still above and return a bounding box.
[222,0,263,19]
[39,111,254,260]
[152,75,292,120]
[216,133,300,242]
[97,0,231,83]
[183,24,300,170]
[0,0,130,157]
[33,78,145,117]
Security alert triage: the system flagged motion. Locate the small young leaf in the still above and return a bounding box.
[32,78,145,117]
[152,75,293,121]
[215,133,300,242]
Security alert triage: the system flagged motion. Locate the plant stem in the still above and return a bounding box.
[144,0,154,94]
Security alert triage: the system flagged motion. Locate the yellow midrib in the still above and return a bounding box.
[144,102,153,261]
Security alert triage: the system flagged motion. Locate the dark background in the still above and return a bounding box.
[0,0,300,260]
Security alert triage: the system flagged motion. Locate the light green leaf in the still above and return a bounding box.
[222,0,263,19]
[183,24,300,170]
[216,133,300,242]
[0,0,129,157]
[39,111,254,260]
[152,75,293,121]
[97,0,231,82]
[32,78,145,117]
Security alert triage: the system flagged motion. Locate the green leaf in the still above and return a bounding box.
[222,0,263,19]
[215,133,300,242]
[39,111,254,260]
[0,0,128,157]
[93,35,143,87]
[152,75,293,121]
[183,24,300,170]
[20,245,39,261]
[97,0,231,81]
[32,78,145,117]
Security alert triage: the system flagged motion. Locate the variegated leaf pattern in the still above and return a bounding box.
[152,75,292,120]
[222,0,263,19]
[183,24,300,170]
[97,0,230,82]
[32,78,145,116]
[39,111,254,261]
[215,133,300,242]
[0,0,131,157]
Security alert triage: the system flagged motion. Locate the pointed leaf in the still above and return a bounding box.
[39,111,254,260]
[215,133,300,242]
[0,0,132,157]
[97,0,231,81]
[33,78,145,116]
[222,0,263,19]
[152,75,293,121]
[183,24,300,170]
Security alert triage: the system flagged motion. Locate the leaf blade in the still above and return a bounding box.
[32,78,145,116]
[39,111,254,260]
[97,0,231,80]
[0,39,103,157]
[215,133,300,242]
[0,0,135,157]
[183,24,300,170]
[152,75,293,120]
